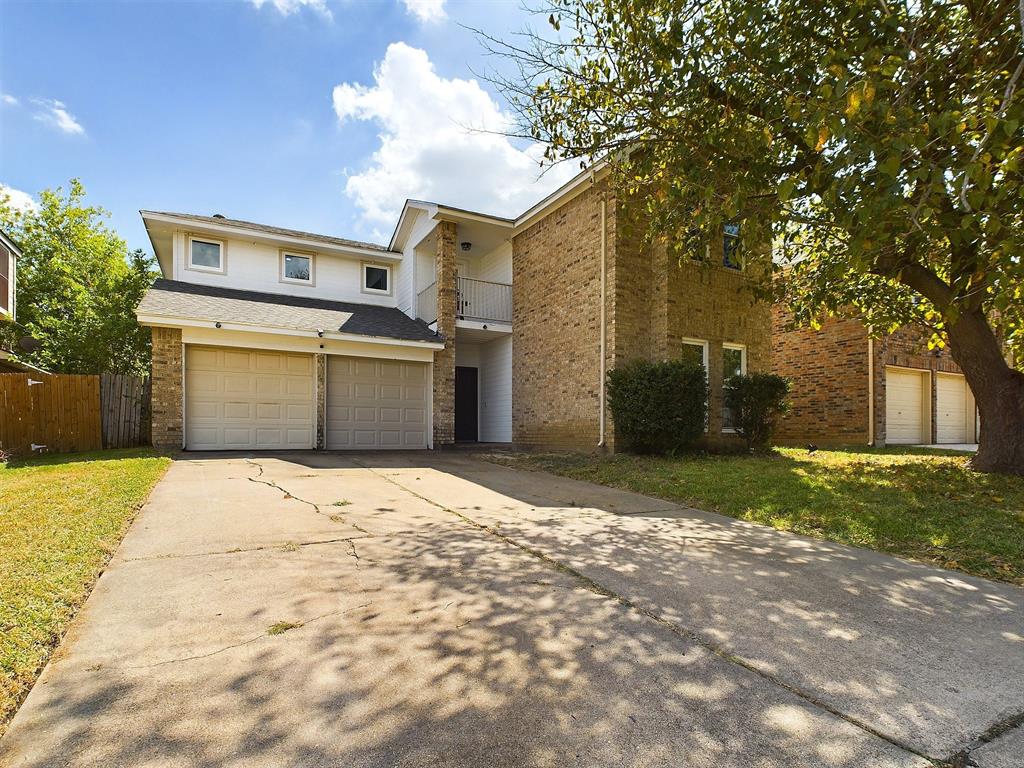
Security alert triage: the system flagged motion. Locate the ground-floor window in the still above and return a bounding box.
[722,343,747,431]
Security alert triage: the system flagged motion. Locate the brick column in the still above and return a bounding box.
[150,327,183,450]
[433,220,457,446]
[315,353,327,449]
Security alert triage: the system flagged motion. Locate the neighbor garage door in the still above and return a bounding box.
[885,367,928,445]
[326,356,428,449]
[936,372,972,444]
[185,345,314,450]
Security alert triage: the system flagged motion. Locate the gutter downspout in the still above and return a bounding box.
[867,334,874,446]
[598,192,608,448]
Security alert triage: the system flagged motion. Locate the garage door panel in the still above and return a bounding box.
[886,368,926,445]
[937,373,969,443]
[327,356,429,450]
[186,345,314,450]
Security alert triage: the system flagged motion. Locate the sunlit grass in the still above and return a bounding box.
[0,449,171,735]
[494,447,1024,585]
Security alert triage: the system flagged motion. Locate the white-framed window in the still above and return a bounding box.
[0,243,10,316]
[681,338,709,371]
[723,223,743,270]
[722,343,747,431]
[362,262,391,295]
[188,236,225,274]
[280,250,315,285]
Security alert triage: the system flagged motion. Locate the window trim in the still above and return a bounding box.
[721,342,748,433]
[279,249,316,286]
[187,235,226,275]
[681,337,709,371]
[361,262,391,296]
[723,222,744,270]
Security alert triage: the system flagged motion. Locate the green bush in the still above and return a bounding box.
[723,373,792,450]
[607,360,708,454]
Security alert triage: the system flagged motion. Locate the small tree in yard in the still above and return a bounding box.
[724,374,792,451]
[0,180,157,375]
[607,360,708,453]
[489,0,1024,474]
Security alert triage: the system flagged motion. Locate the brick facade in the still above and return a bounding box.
[150,326,183,450]
[432,220,457,445]
[772,307,967,446]
[315,352,327,449]
[512,181,772,451]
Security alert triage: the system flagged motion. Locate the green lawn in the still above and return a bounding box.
[492,447,1024,585]
[0,449,171,735]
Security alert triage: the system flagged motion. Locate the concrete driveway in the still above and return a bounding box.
[2,453,1021,768]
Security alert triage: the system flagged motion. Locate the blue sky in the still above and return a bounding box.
[0,0,574,253]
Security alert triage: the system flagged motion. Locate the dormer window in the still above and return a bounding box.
[281,251,314,285]
[188,236,225,274]
[362,263,390,295]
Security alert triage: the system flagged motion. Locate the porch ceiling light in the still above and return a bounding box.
[460,241,472,251]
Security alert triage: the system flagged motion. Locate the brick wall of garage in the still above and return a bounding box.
[150,326,183,450]
[772,306,871,445]
[772,308,967,446]
[511,182,771,452]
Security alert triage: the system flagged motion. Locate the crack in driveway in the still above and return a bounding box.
[353,458,951,767]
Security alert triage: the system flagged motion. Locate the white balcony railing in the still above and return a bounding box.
[457,277,511,324]
[417,277,512,325]
[417,282,437,324]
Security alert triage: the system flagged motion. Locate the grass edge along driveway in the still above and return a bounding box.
[0,448,171,736]
[489,447,1024,586]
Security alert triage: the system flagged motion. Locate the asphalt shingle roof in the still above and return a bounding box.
[138,279,442,344]
[141,211,394,253]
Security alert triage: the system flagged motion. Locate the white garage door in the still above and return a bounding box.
[186,345,314,450]
[327,356,429,449]
[936,373,970,444]
[886,367,927,445]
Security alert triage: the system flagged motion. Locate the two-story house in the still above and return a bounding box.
[0,228,25,373]
[138,166,770,452]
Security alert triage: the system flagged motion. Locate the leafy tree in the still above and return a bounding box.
[724,373,792,451]
[0,180,156,375]
[488,0,1024,473]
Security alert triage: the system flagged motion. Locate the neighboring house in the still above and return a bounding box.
[772,305,978,447]
[137,167,769,452]
[0,228,27,373]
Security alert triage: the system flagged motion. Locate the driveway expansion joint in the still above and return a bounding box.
[355,457,950,768]
[946,707,1024,767]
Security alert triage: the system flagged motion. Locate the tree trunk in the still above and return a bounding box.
[945,308,1024,475]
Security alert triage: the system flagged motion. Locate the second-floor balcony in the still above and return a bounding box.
[417,277,512,326]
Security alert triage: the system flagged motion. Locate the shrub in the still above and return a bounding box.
[723,373,792,451]
[607,360,708,454]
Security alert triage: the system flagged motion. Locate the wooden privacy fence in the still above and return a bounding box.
[0,373,150,458]
[100,373,150,450]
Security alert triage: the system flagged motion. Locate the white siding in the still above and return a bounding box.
[477,242,512,284]
[479,335,512,442]
[398,210,438,317]
[455,343,481,368]
[171,232,398,306]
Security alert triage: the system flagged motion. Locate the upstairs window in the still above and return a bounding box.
[188,236,224,273]
[281,251,314,284]
[723,223,742,269]
[722,343,747,431]
[362,263,390,295]
[0,243,9,314]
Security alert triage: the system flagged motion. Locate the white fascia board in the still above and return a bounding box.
[388,200,436,251]
[513,161,610,234]
[136,312,444,350]
[431,206,515,228]
[140,212,401,263]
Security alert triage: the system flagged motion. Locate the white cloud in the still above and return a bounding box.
[402,0,446,23]
[31,98,85,135]
[332,42,575,227]
[0,184,38,213]
[249,0,333,20]
[1,93,18,106]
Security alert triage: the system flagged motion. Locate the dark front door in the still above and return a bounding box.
[455,366,478,442]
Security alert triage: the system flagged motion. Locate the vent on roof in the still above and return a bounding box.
[212,213,226,219]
